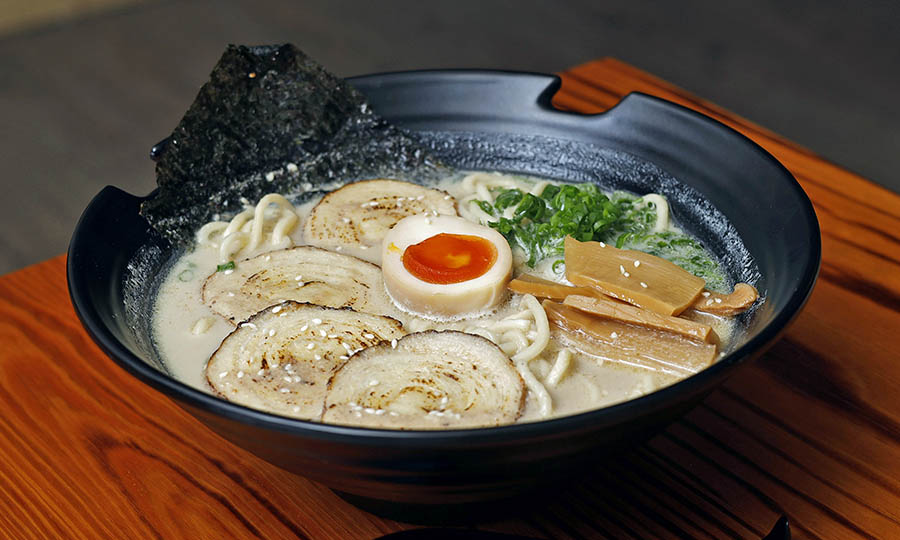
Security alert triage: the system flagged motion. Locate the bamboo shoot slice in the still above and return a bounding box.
[303,179,458,263]
[543,300,717,376]
[563,294,714,343]
[206,302,405,420]
[323,331,525,429]
[564,236,705,316]
[203,246,402,323]
[691,283,759,316]
[508,274,600,301]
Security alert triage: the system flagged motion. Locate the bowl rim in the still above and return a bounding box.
[67,68,821,445]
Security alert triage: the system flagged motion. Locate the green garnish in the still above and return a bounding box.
[474,182,727,290]
[216,261,236,272]
[177,269,194,282]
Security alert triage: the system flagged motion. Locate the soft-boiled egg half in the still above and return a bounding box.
[382,214,512,319]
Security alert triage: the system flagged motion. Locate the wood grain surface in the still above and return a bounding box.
[1,58,899,539]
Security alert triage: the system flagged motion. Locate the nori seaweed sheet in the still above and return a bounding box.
[140,44,444,245]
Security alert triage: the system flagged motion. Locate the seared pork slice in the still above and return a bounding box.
[203,246,401,323]
[206,302,405,420]
[690,283,759,316]
[323,331,525,429]
[303,179,457,263]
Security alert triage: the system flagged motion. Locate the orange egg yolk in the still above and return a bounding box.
[402,233,497,284]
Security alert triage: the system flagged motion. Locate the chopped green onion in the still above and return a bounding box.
[216,261,236,272]
[475,182,727,288]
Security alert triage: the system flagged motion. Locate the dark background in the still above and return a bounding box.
[1,0,898,275]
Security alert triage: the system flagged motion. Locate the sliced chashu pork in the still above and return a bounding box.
[206,302,405,419]
[202,246,401,323]
[303,179,458,264]
[323,331,525,429]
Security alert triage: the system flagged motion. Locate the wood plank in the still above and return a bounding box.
[2,58,900,538]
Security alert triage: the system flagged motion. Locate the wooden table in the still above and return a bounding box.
[2,58,898,539]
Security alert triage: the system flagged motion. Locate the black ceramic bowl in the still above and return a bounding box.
[67,71,819,516]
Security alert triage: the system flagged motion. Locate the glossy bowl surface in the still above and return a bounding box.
[67,70,819,512]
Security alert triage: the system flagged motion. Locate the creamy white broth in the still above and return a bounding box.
[152,172,735,425]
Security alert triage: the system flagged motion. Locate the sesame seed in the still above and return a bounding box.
[280,388,290,393]
[265,171,275,181]
[389,411,399,416]
[611,332,618,339]
[339,355,349,360]
[640,282,648,288]
[306,343,315,350]
[599,242,606,248]
[294,376,303,383]
[227,292,235,297]
[257,369,266,376]
[369,380,379,386]
[320,329,327,337]
[300,324,308,331]
[293,406,301,413]
[223,269,234,275]
[265,255,271,262]
[619,265,626,275]
[268,329,276,337]
[286,163,298,172]
[424,217,431,225]
[342,217,351,223]
[623,271,630,278]
[391,339,398,349]
[706,299,714,305]
[416,195,425,200]
[272,305,282,313]
[237,371,244,378]
[312,318,322,325]
[283,376,293,383]
[240,322,257,329]
[314,354,321,361]
[364,408,376,414]
[285,364,292,370]
[375,409,385,415]
[444,195,451,200]
[327,334,338,339]
[218,371,229,378]
[363,333,375,339]
[634,260,641,267]
[335,246,342,251]
[294,275,303,281]
[702,291,711,297]
[715,298,723,303]
[359,245,369,250]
